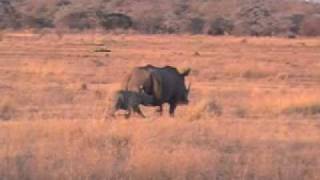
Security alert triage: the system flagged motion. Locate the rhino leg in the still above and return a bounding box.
[134,106,146,118]
[125,108,132,119]
[156,105,163,115]
[169,103,177,117]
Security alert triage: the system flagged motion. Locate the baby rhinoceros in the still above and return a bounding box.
[110,90,154,119]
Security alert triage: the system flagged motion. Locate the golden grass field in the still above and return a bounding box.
[0,32,320,179]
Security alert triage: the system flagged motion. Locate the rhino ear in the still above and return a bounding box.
[180,68,191,76]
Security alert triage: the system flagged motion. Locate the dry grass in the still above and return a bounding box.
[0,119,319,179]
[249,91,320,117]
[186,99,223,122]
[0,33,320,179]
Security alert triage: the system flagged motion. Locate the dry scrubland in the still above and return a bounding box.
[2,0,320,36]
[0,33,320,179]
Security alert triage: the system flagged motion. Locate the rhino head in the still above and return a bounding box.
[177,68,191,105]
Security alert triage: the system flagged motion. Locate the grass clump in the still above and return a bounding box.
[0,97,17,121]
[283,103,320,116]
[186,99,223,121]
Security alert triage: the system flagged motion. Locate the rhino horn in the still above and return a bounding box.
[187,82,191,95]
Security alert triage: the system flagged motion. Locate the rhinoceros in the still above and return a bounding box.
[123,65,191,116]
[110,90,155,118]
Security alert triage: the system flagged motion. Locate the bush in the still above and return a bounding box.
[188,17,205,34]
[300,14,320,36]
[283,104,320,116]
[24,16,54,29]
[186,99,223,121]
[134,10,186,34]
[0,98,17,121]
[97,12,133,30]
[1,0,320,36]
[208,17,233,35]
[234,2,277,36]
[56,0,71,7]
[56,11,96,30]
[0,0,21,29]
[289,14,304,34]
[134,14,164,34]
[162,16,185,34]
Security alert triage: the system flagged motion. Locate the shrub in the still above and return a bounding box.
[0,0,22,29]
[134,14,164,34]
[242,69,269,79]
[289,14,304,34]
[134,10,187,34]
[300,14,320,36]
[283,104,320,116]
[65,11,95,30]
[208,17,233,35]
[24,16,54,29]
[56,0,72,7]
[0,97,17,121]
[234,107,247,118]
[186,99,223,121]
[234,1,277,36]
[188,17,205,34]
[96,12,133,30]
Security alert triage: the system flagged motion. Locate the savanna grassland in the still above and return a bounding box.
[0,32,320,179]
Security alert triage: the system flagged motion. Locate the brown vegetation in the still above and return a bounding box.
[1,119,319,180]
[1,0,320,36]
[0,33,320,179]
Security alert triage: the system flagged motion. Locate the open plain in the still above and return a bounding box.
[0,32,320,179]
